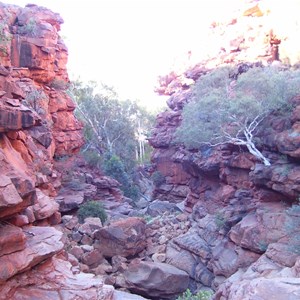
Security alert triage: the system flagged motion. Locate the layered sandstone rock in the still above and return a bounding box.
[0,254,115,300]
[0,3,128,299]
[148,1,300,299]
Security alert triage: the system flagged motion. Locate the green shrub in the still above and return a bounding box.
[177,289,213,300]
[175,65,300,165]
[0,22,11,55]
[77,201,107,224]
[82,149,103,169]
[151,170,166,187]
[103,154,140,200]
[17,18,38,36]
[50,78,69,90]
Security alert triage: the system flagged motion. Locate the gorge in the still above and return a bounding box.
[0,1,300,300]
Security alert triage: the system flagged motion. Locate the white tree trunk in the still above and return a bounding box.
[243,129,271,166]
[245,142,271,166]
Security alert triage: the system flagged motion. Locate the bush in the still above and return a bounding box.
[103,154,140,200]
[77,201,107,224]
[151,170,166,187]
[50,78,69,90]
[17,18,38,36]
[82,149,103,169]
[176,289,213,300]
[175,66,300,166]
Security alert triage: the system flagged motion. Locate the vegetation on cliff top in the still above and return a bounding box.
[175,65,300,166]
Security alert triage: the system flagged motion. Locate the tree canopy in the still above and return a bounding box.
[70,80,154,165]
[175,65,300,166]
[68,80,155,199]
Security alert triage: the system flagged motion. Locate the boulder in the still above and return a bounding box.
[0,225,26,257]
[229,204,289,253]
[32,188,59,220]
[275,122,300,157]
[56,191,84,212]
[166,241,202,279]
[78,217,103,236]
[265,233,300,267]
[113,290,148,300]
[124,260,189,299]
[93,176,123,202]
[0,255,115,300]
[0,175,23,208]
[208,239,260,277]
[146,199,181,216]
[94,217,146,258]
[0,101,36,132]
[81,249,103,268]
[0,226,63,283]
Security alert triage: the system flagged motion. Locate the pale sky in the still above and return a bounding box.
[1,0,241,109]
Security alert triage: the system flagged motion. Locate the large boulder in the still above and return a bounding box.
[146,199,181,216]
[32,188,59,220]
[0,255,115,300]
[94,217,147,258]
[229,203,290,253]
[166,241,214,286]
[0,226,63,283]
[124,260,189,299]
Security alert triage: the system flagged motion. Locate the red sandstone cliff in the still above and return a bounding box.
[149,1,300,299]
[0,3,117,298]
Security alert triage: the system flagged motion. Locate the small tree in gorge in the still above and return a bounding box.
[175,66,300,166]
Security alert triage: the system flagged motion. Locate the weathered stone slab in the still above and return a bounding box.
[0,226,63,283]
[124,260,189,299]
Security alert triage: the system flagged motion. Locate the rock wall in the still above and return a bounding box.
[149,1,300,298]
[0,3,125,299]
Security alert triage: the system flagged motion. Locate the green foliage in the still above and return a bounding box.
[0,22,11,56]
[17,18,38,36]
[214,212,226,230]
[175,66,300,149]
[50,79,69,90]
[103,154,140,200]
[24,89,48,112]
[151,170,166,187]
[82,150,103,169]
[68,80,155,200]
[77,201,107,224]
[177,289,213,300]
[70,80,154,167]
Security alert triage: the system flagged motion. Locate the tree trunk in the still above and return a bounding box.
[243,129,271,166]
